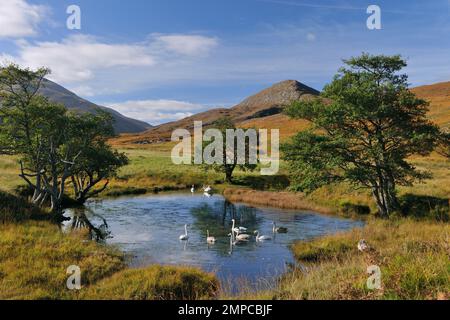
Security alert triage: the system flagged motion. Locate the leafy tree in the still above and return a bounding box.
[202,117,257,183]
[69,111,128,204]
[282,54,446,217]
[0,64,128,216]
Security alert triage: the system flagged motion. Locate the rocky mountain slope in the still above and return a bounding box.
[38,79,152,134]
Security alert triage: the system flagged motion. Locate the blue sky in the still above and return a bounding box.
[0,0,449,125]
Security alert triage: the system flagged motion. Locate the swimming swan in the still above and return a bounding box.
[179,224,189,241]
[191,185,195,193]
[272,221,288,233]
[207,230,216,243]
[254,231,272,241]
[231,219,250,242]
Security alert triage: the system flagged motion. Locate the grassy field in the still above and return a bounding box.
[0,217,218,300]
[1,142,448,211]
[231,218,449,300]
[0,136,448,300]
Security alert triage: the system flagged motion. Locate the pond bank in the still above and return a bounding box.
[223,188,335,215]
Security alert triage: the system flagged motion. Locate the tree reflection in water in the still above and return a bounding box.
[66,207,111,241]
[191,199,262,255]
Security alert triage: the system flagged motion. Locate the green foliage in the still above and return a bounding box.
[69,111,129,203]
[0,64,128,212]
[202,117,257,183]
[282,53,445,216]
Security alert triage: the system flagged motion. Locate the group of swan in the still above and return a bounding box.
[179,224,216,243]
[179,219,288,244]
[191,185,212,196]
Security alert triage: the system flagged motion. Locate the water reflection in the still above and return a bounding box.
[63,207,111,241]
[63,193,364,292]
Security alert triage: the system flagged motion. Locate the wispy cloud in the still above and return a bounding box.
[0,0,49,38]
[2,33,219,88]
[106,99,208,125]
[256,0,421,14]
[152,34,219,56]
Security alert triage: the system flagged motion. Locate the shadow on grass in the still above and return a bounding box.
[399,194,449,221]
[0,190,50,223]
[232,175,290,191]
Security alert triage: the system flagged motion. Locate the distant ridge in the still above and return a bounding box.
[112,80,450,145]
[114,80,319,144]
[38,79,152,134]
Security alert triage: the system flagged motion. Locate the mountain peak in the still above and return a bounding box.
[231,80,320,121]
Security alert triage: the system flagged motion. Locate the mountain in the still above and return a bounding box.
[112,80,450,145]
[411,81,450,129]
[114,80,319,144]
[38,79,152,134]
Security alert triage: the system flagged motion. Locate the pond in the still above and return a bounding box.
[64,193,364,292]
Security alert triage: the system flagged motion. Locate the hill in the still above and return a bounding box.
[112,80,450,145]
[113,80,319,144]
[38,79,152,134]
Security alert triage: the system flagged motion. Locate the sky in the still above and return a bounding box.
[0,0,449,125]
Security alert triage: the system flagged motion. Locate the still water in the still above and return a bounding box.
[64,193,363,291]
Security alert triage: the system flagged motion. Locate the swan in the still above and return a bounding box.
[232,226,247,234]
[206,230,216,243]
[231,219,250,242]
[254,231,272,241]
[357,239,369,252]
[203,185,212,193]
[272,221,288,233]
[235,233,251,241]
[179,224,189,241]
[191,185,195,193]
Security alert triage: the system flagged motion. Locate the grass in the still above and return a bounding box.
[0,220,219,300]
[263,219,450,300]
[0,135,448,301]
[0,190,48,223]
[85,265,219,300]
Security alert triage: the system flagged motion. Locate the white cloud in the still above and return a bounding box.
[154,34,218,56]
[0,0,48,38]
[106,99,207,125]
[4,33,219,88]
[11,35,155,83]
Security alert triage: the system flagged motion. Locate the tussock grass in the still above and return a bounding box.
[0,221,219,300]
[269,219,450,300]
[223,188,334,215]
[0,221,126,299]
[85,265,219,300]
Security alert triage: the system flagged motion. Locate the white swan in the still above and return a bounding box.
[179,224,189,241]
[232,226,247,234]
[272,221,288,233]
[235,233,251,241]
[231,219,250,242]
[203,185,212,193]
[357,239,369,252]
[207,230,216,243]
[254,231,272,241]
[191,185,195,193]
